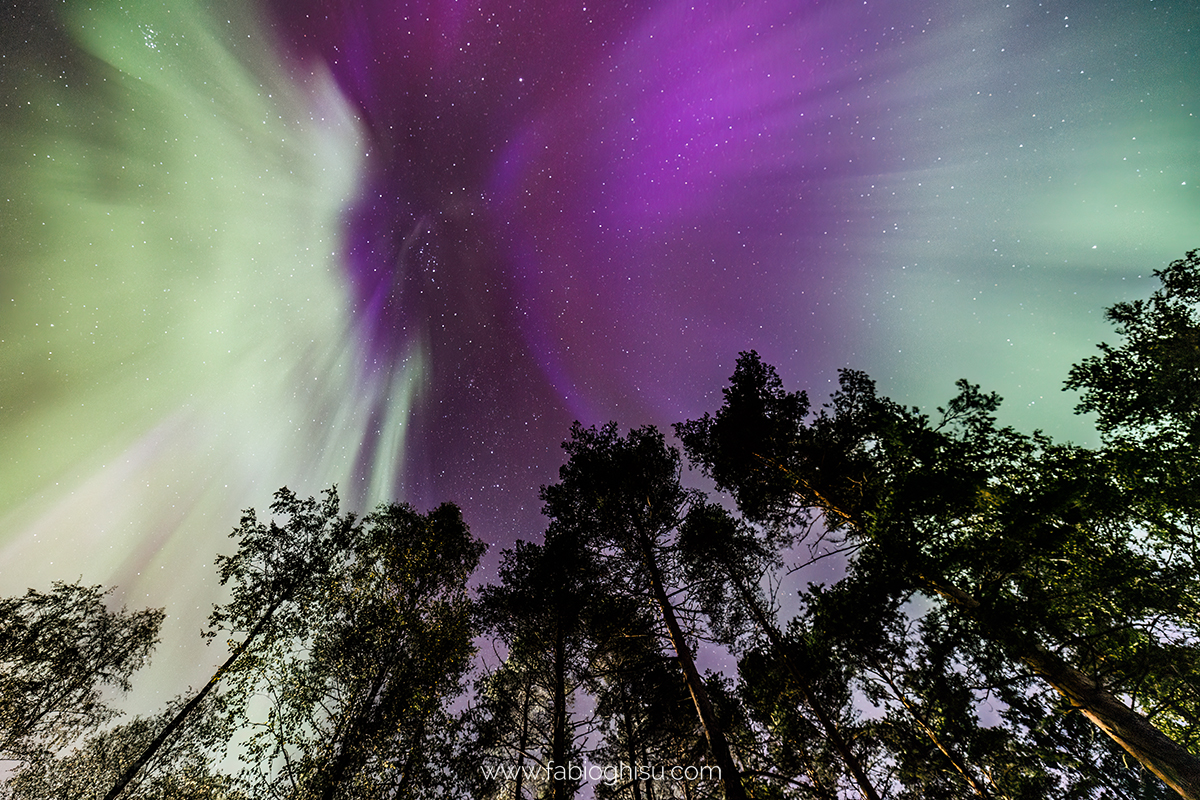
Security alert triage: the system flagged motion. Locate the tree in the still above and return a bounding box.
[468,656,548,800]
[540,422,748,800]
[678,331,1200,798]
[586,594,709,800]
[476,534,597,800]
[218,500,484,800]
[678,502,883,800]
[675,351,810,529]
[6,696,238,800]
[1064,250,1200,754]
[1067,249,1200,448]
[0,582,162,765]
[737,627,872,800]
[7,489,483,800]
[796,574,1085,800]
[103,486,357,800]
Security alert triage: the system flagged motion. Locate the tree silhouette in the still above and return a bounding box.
[1,582,162,766]
[220,500,483,799]
[102,487,357,800]
[678,502,882,800]
[540,422,748,800]
[679,340,1200,798]
[477,534,597,800]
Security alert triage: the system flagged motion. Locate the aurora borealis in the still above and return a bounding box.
[1,0,1197,702]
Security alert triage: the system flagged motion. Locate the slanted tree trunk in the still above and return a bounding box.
[819,490,1200,800]
[642,741,656,800]
[875,668,991,798]
[103,591,289,800]
[1023,640,1200,799]
[723,568,883,800]
[619,683,644,800]
[637,532,747,800]
[316,658,392,800]
[924,574,1200,800]
[513,676,534,800]
[393,715,428,799]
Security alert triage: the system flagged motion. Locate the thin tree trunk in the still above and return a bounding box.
[621,683,644,800]
[103,592,288,800]
[726,572,883,800]
[513,676,534,800]
[551,622,571,800]
[876,668,992,798]
[638,534,748,800]
[317,659,392,800]
[393,715,428,799]
[641,741,655,800]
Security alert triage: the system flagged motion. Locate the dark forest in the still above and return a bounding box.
[5,251,1200,799]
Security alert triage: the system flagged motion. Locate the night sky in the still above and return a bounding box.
[1,0,1197,704]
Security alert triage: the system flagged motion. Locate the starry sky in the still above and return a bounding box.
[1,0,1197,703]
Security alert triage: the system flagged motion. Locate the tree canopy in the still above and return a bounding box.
[5,249,1200,799]
[0,582,162,765]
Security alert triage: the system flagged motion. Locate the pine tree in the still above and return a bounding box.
[540,422,748,800]
[679,320,1200,799]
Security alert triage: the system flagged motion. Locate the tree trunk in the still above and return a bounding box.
[317,659,392,800]
[726,571,882,800]
[810,488,1200,798]
[393,715,428,799]
[551,622,571,800]
[103,592,288,800]
[621,683,644,800]
[638,534,747,800]
[642,741,656,800]
[876,669,991,799]
[924,574,1200,800]
[513,676,534,800]
[1022,642,1200,799]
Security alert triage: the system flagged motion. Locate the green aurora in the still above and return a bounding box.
[1,0,1197,706]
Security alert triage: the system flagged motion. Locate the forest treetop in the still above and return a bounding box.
[3,249,1200,799]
